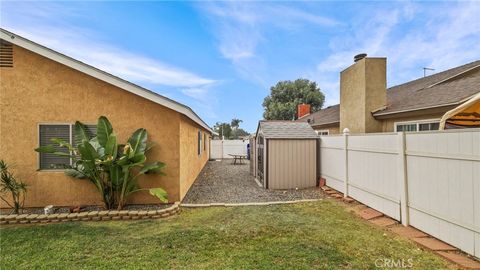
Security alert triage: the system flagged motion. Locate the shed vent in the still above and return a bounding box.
[0,41,13,68]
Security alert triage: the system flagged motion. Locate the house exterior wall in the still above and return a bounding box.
[311,111,444,134]
[0,44,206,207]
[178,115,210,199]
[380,112,444,132]
[340,58,386,133]
[313,125,340,135]
[267,139,317,189]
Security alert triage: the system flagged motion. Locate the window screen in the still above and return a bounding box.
[419,122,439,131]
[39,125,71,169]
[396,124,417,132]
[198,131,202,155]
[204,133,207,151]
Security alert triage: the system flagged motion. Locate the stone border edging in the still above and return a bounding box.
[180,198,323,208]
[0,202,180,225]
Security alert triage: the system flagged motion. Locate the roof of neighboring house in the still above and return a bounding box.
[257,121,318,139]
[0,28,212,133]
[297,104,340,127]
[374,60,480,116]
[297,60,480,126]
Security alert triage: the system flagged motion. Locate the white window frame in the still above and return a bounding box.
[315,129,330,136]
[394,119,440,132]
[37,122,96,171]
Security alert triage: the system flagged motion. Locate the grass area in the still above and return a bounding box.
[1,200,453,270]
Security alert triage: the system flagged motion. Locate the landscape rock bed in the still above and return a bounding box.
[0,202,180,225]
[0,203,171,215]
[182,160,325,204]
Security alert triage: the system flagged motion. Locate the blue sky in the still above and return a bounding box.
[1,1,479,132]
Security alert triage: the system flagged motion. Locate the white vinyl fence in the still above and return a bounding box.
[320,129,480,258]
[210,140,249,159]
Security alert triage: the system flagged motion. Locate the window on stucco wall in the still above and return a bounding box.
[39,123,96,170]
[197,130,202,156]
[204,133,207,151]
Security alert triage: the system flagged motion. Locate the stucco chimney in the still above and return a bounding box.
[339,56,386,133]
[297,103,311,119]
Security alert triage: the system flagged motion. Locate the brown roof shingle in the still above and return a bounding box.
[297,60,480,126]
[297,104,340,126]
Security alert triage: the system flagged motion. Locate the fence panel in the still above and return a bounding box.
[319,128,480,258]
[319,135,345,192]
[210,140,249,159]
[406,130,480,258]
[347,133,400,220]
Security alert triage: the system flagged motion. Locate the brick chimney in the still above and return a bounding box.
[297,103,311,119]
[339,54,386,133]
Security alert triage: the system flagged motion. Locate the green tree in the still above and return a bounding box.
[213,122,232,139]
[262,79,325,120]
[230,118,243,130]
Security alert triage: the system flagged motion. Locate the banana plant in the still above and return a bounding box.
[35,116,167,210]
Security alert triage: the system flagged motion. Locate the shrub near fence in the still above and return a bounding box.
[319,128,480,258]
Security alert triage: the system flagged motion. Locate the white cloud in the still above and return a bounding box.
[311,1,480,105]
[1,1,218,113]
[199,2,339,84]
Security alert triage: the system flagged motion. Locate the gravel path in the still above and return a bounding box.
[182,160,325,204]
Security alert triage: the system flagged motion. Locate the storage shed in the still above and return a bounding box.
[254,121,318,189]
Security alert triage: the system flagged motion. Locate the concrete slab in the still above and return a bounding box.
[370,217,398,227]
[412,237,457,251]
[436,252,480,269]
[358,208,383,220]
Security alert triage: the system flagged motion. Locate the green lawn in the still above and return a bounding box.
[1,200,453,270]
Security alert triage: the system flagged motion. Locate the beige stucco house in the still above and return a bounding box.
[0,28,211,207]
[297,55,480,134]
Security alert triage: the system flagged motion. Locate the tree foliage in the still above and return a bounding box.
[214,119,249,140]
[262,79,325,120]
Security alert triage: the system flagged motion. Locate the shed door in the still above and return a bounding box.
[257,136,264,184]
[267,139,317,189]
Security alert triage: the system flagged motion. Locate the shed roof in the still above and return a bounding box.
[257,121,318,139]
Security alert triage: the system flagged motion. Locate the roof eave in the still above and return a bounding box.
[0,28,213,133]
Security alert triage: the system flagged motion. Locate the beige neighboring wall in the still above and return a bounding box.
[313,125,340,134]
[179,115,210,199]
[0,44,207,207]
[380,112,445,132]
[340,57,386,133]
[267,139,317,189]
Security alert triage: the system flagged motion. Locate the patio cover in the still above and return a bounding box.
[439,92,480,129]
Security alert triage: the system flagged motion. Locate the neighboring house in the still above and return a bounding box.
[297,55,480,134]
[0,28,212,207]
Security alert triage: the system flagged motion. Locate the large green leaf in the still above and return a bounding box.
[139,162,166,175]
[77,141,99,161]
[34,145,73,157]
[149,188,168,203]
[97,116,113,148]
[105,133,118,158]
[109,165,123,186]
[73,121,89,146]
[65,169,86,179]
[128,129,147,156]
